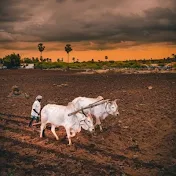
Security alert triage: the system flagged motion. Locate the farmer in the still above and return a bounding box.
[29,95,42,127]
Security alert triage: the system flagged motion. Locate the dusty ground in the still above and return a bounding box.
[0,69,176,176]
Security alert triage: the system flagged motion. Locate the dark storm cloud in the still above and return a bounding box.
[0,0,39,22]
[73,0,88,2]
[0,0,176,50]
[56,0,66,3]
[0,42,36,50]
[40,6,176,44]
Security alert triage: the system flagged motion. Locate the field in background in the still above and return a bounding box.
[0,69,176,176]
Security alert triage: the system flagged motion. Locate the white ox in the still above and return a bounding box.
[72,96,119,131]
[40,102,94,145]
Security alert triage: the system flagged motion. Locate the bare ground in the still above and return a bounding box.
[0,69,176,176]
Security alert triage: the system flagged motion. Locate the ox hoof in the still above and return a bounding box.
[99,125,103,132]
[92,132,97,136]
[100,128,103,132]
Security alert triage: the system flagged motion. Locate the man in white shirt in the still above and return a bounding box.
[29,95,42,127]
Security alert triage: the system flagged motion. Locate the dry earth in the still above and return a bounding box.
[0,69,176,176]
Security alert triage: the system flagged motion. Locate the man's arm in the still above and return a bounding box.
[33,109,40,115]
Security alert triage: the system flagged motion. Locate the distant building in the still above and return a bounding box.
[0,64,7,69]
[20,63,34,69]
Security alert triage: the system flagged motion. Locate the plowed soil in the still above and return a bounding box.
[0,69,176,176]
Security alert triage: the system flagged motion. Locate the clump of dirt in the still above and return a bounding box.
[7,85,30,99]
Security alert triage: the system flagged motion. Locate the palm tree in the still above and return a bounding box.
[38,43,45,60]
[40,57,43,62]
[172,54,176,59]
[105,56,108,61]
[72,57,75,63]
[65,44,72,63]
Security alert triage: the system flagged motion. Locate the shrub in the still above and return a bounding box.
[3,53,21,68]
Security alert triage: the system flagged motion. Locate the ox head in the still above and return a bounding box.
[76,113,94,132]
[106,99,120,116]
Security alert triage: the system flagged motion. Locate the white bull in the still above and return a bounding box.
[72,96,119,131]
[40,102,94,145]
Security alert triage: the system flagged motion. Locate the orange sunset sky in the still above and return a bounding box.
[0,0,176,62]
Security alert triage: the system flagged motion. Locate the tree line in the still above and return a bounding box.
[0,42,176,69]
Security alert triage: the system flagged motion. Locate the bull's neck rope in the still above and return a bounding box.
[76,113,90,130]
[68,113,89,130]
[89,101,111,115]
[80,119,89,129]
[105,102,111,114]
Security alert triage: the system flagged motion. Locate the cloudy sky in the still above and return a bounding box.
[0,0,176,61]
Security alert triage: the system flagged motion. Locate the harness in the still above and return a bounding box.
[80,100,112,117]
[81,109,87,117]
[78,112,90,129]
[80,118,89,126]
[68,98,110,116]
[71,112,90,130]
[104,101,112,114]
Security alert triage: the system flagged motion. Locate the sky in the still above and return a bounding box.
[0,0,176,62]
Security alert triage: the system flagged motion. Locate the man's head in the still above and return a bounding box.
[36,95,42,102]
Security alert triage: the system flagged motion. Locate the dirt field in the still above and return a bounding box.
[0,69,176,176]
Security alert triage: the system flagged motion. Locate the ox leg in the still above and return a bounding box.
[51,125,59,140]
[65,128,72,145]
[40,123,46,138]
[99,125,103,132]
[70,130,76,138]
[95,117,103,132]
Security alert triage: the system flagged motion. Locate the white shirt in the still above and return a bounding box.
[31,100,41,116]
